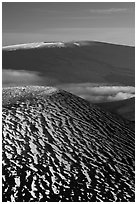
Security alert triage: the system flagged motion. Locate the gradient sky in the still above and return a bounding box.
[2,2,135,46]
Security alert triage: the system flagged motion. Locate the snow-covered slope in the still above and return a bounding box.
[2,42,66,51]
[2,41,98,51]
[2,86,135,202]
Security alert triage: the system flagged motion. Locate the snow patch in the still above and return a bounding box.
[73,42,80,46]
[3,42,65,51]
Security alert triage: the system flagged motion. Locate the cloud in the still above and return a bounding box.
[58,83,135,103]
[107,92,134,101]
[89,8,128,14]
[2,69,57,87]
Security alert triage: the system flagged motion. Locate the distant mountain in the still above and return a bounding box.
[2,41,135,86]
[2,41,104,51]
[2,86,135,202]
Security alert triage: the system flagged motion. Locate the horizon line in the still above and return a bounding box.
[2,40,135,48]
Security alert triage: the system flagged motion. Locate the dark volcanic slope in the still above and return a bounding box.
[2,41,135,85]
[2,86,135,202]
[96,97,135,122]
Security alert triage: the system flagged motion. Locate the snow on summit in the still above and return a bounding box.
[2,42,66,51]
[2,41,92,51]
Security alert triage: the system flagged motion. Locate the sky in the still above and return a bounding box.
[2,2,135,46]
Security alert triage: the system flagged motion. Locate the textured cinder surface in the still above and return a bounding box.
[2,86,135,202]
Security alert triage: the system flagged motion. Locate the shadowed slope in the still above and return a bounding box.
[2,86,135,202]
[96,97,135,122]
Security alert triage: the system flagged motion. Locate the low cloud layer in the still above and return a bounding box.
[58,83,135,103]
[2,71,135,103]
[2,69,57,87]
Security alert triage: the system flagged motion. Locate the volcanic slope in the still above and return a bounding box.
[2,86,135,202]
[2,41,135,85]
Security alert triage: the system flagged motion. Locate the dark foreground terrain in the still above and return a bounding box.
[2,86,135,202]
[95,97,135,130]
[96,97,135,122]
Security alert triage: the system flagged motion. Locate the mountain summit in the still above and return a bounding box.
[3,41,134,86]
[2,41,96,51]
[2,86,135,202]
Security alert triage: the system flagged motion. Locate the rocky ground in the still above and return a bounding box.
[2,86,135,202]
